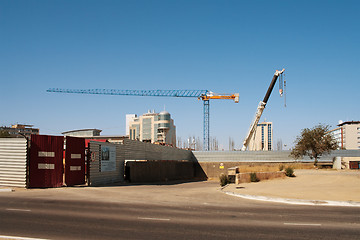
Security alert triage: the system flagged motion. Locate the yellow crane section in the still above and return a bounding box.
[199,92,239,102]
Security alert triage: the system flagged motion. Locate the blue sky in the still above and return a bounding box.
[1,0,359,150]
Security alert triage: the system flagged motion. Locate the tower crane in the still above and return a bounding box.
[241,69,285,151]
[46,88,239,151]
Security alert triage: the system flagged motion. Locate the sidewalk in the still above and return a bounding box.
[223,169,360,206]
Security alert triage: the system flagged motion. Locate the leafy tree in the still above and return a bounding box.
[290,124,338,166]
[0,129,11,138]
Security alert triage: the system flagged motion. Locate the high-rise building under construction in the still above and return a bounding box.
[247,122,273,151]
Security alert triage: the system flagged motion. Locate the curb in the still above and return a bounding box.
[223,190,360,207]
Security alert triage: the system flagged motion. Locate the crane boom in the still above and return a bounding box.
[47,88,239,151]
[47,88,208,98]
[241,69,285,151]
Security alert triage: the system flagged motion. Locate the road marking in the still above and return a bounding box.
[6,208,31,212]
[284,223,322,226]
[0,188,13,192]
[0,235,48,240]
[138,217,170,221]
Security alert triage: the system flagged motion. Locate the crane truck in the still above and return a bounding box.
[241,69,285,151]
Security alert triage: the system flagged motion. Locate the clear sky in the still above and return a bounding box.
[1,0,359,150]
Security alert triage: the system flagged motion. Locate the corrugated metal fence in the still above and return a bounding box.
[193,150,360,163]
[0,138,28,187]
[122,139,194,161]
[88,141,125,186]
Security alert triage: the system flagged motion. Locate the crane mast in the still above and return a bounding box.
[47,88,239,151]
[241,69,285,151]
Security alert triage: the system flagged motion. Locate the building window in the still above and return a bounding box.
[268,124,272,150]
[261,126,264,150]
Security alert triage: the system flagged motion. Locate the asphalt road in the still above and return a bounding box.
[0,182,359,240]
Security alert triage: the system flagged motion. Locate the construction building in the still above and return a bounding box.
[62,129,102,137]
[247,122,273,151]
[128,110,176,146]
[0,124,39,138]
[62,129,127,144]
[329,121,360,150]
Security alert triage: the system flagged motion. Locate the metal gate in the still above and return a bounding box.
[29,135,64,188]
[65,136,85,186]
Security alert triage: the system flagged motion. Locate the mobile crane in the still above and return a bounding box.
[241,69,285,151]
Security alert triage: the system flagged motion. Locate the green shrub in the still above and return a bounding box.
[285,167,295,177]
[219,174,229,187]
[250,172,259,182]
[279,164,285,171]
[0,130,11,138]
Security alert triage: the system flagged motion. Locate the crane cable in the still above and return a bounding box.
[284,73,287,107]
[279,73,284,97]
[279,72,286,107]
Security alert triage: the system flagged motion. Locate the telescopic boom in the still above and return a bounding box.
[241,69,285,151]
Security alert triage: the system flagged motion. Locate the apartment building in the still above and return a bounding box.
[329,121,360,150]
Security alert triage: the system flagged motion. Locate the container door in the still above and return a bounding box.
[65,136,85,186]
[29,135,64,188]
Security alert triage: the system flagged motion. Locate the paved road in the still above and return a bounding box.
[0,182,359,239]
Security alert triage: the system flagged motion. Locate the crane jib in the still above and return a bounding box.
[46,89,209,98]
[47,88,239,151]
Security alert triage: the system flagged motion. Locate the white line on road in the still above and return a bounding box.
[0,235,48,240]
[0,188,13,192]
[284,223,322,226]
[138,217,170,221]
[6,208,31,212]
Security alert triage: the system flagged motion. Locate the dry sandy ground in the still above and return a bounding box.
[226,169,360,202]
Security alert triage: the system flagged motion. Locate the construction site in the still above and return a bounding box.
[47,68,286,152]
[1,69,360,188]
